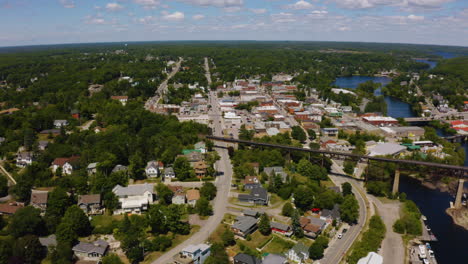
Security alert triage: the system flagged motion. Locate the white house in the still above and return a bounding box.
[51,156,80,175]
[173,244,211,264]
[287,242,309,263]
[112,183,155,214]
[53,120,69,128]
[145,160,161,178]
[16,152,34,167]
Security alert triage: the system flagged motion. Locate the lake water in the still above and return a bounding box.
[332,76,416,118]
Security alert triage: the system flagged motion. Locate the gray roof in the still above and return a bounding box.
[263,167,283,175]
[243,209,259,217]
[291,242,308,256]
[270,222,290,231]
[112,164,128,173]
[263,254,287,264]
[146,161,159,170]
[232,216,258,233]
[321,204,340,220]
[87,162,98,169]
[309,217,326,227]
[165,167,175,174]
[112,183,154,197]
[72,240,109,255]
[369,143,406,157]
[39,235,57,247]
[38,141,49,147]
[233,253,262,264]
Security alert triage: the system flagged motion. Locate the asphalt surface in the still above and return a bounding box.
[321,161,368,264]
[153,63,233,264]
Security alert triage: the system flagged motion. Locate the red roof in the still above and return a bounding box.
[52,156,80,166]
[0,203,23,214]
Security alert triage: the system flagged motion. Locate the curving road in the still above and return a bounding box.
[153,61,233,264]
[321,161,369,264]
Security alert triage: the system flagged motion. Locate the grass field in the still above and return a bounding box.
[262,236,295,254]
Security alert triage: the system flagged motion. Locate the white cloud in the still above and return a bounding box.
[286,0,314,10]
[162,11,185,21]
[59,0,75,8]
[407,14,424,21]
[338,26,351,31]
[310,10,328,14]
[178,0,243,7]
[250,8,267,14]
[84,16,107,25]
[106,3,124,12]
[137,16,156,24]
[133,0,160,9]
[331,0,453,10]
[223,6,242,12]
[192,14,205,20]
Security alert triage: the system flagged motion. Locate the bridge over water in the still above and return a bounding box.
[207,136,468,208]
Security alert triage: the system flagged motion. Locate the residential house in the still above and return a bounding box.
[238,187,269,205]
[263,167,287,183]
[231,216,258,238]
[287,242,309,263]
[30,191,48,214]
[243,176,261,189]
[243,209,260,218]
[51,156,80,175]
[186,189,200,206]
[78,194,103,215]
[173,244,211,264]
[194,161,208,178]
[172,193,186,205]
[54,119,69,128]
[72,240,109,261]
[300,217,327,239]
[110,96,128,105]
[40,129,60,136]
[271,222,293,237]
[112,183,155,214]
[16,151,34,167]
[320,204,341,224]
[87,162,98,175]
[0,202,24,215]
[321,128,339,137]
[111,164,128,174]
[38,141,49,151]
[39,235,57,252]
[233,253,262,264]
[164,167,176,179]
[145,160,161,178]
[262,254,288,264]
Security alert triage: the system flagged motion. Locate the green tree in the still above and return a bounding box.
[221,227,235,247]
[129,151,145,180]
[11,173,33,202]
[340,195,359,224]
[291,209,304,238]
[204,243,229,264]
[342,182,353,196]
[102,254,124,264]
[200,182,217,200]
[45,187,72,232]
[282,202,294,217]
[61,205,92,236]
[0,239,12,264]
[291,126,306,142]
[258,213,271,236]
[12,235,45,264]
[8,206,44,238]
[293,186,314,211]
[156,183,173,205]
[0,176,8,197]
[195,197,213,216]
[56,221,78,245]
[309,235,329,260]
[147,204,167,234]
[307,129,316,140]
[173,157,192,181]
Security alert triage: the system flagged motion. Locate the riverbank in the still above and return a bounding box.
[446,208,468,230]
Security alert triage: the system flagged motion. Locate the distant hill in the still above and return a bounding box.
[433,56,468,81]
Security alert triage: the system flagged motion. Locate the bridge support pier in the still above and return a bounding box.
[454,178,465,209]
[392,169,400,195]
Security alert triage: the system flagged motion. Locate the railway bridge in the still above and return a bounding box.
[207,136,468,209]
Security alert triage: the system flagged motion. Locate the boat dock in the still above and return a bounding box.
[419,216,438,242]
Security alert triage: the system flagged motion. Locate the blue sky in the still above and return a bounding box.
[1,0,467,47]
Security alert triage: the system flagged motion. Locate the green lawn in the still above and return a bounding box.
[91,214,123,233]
[262,236,295,254]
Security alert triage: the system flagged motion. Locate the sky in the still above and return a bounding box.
[1,0,468,47]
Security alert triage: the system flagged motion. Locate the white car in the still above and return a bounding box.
[337,233,343,239]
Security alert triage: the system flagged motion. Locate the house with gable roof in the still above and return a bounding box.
[112,183,155,214]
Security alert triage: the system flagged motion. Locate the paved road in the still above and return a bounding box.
[0,162,16,185]
[368,196,404,264]
[204,57,212,85]
[153,91,233,264]
[321,161,369,264]
[145,58,183,111]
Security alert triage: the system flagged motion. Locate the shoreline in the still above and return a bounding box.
[446,208,468,230]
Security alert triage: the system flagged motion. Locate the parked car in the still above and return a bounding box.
[338,233,343,239]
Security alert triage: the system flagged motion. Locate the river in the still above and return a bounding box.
[332,76,416,118]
